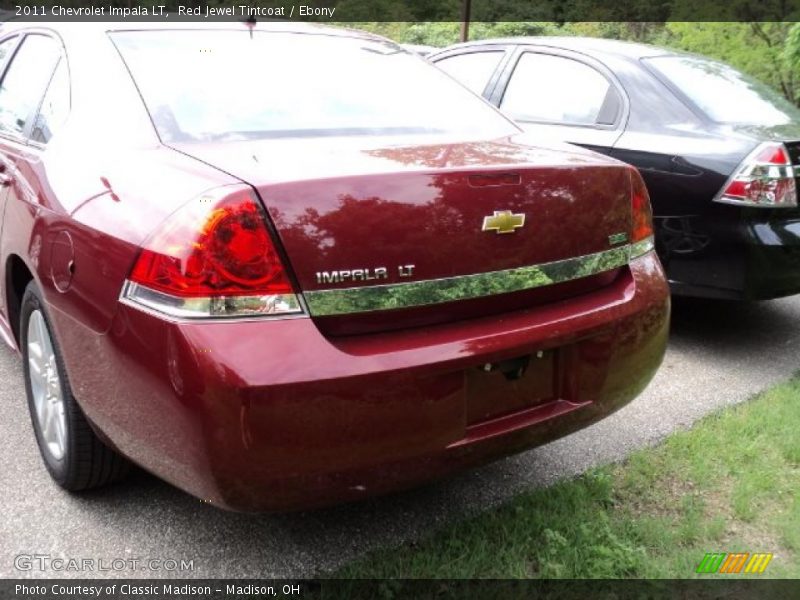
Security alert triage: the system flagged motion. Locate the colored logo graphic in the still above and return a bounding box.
[481,210,526,235]
[696,552,773,574]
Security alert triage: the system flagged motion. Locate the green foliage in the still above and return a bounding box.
[563,22,665,42]
[355,21,561,48]
[784,23,800,104]
[401,22,462,47]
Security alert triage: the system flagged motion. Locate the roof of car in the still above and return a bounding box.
[435,36,675,60]
[0,20,385,43]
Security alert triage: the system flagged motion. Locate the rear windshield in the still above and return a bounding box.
[110,30,518,143]
[644,55,800,126]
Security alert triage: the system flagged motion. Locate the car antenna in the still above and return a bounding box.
[244,3,256,39]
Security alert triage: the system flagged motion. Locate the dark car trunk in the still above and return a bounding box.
[173,135,635,334]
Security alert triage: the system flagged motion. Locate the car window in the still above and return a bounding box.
[435,51,504,95]
[644,55,800,126]
[31,58,70,144]
[0,36,18,72]
[110,31,518,143]
[500,52,614,126]
[0,34,61,140]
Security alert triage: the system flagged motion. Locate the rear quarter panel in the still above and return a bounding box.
[24,143,238,336]
[0,25,240,341]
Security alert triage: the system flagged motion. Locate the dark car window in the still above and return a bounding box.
[644,55,800,127]
[110,31,519,143]
[0,34,61,140]
[435,51,504,95]
[500,52,615,126]
[31,58,70,145]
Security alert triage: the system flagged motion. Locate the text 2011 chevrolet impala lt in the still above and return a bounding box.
[0,23,669,511]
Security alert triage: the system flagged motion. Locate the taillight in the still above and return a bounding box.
[630,169,655,258]
[714,142,797,207]
[121,186,303,319]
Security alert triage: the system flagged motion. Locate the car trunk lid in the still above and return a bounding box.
[171,135,636,334]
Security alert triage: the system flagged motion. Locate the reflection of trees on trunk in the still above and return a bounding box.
[273,195,469,276]
[269,140,632,285]
[365,138,598,169]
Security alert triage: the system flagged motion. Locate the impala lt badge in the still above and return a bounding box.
[316,265,415,285]
[482,210,526,234]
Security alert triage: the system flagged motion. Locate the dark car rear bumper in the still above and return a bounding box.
[53,252,668,512]
[743,218,800,299]
[657,208,800,301]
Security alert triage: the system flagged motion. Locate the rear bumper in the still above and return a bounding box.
[657,210,800,301]
[743,218,800,299]
[57,252,668,512]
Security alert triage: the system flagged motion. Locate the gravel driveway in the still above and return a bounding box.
[2,296,799,579]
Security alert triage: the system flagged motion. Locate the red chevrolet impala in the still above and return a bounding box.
[0,23,669,511]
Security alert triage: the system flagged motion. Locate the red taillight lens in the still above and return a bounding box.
[124,186,302,318]
[205,204,279,287]
[716,142,797,207]
[131,194,292,297]
[753,144,790,165]
[630,169,654,244]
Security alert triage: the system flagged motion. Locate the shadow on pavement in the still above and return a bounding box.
[670,296,800,350]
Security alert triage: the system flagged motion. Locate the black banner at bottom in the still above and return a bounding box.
[4,579,800,600]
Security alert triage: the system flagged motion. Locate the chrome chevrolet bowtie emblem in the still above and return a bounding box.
[482,210,526,234]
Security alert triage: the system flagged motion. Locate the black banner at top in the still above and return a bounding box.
[2,0,800,22]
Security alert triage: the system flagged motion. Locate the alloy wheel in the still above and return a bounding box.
[27,309,67,461]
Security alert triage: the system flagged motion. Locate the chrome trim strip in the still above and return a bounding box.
[119,280,308,322]
[304,239,655,317]
[629,236,655,259]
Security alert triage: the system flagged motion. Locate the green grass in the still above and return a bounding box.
[334,375,800,579]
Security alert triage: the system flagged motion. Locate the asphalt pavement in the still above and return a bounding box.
[2,296,799,578]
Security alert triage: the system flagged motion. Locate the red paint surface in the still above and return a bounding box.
[0,128,669,511]
[0,25,669,511]
[43,251,668,511]
[176,137,633,292]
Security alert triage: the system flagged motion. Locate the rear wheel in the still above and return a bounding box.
[21,281,129,490]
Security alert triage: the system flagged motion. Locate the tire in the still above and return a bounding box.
[21,281,129,490]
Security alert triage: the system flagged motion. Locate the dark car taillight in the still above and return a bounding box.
[121,186,303,319]
[714,142,797,208]
[630,169,655,258]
